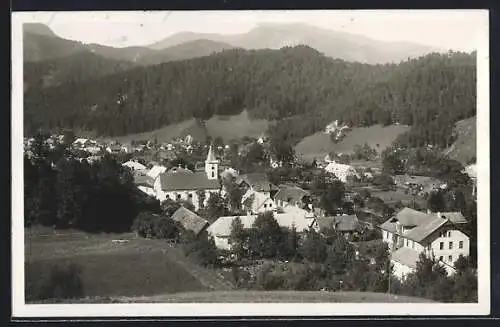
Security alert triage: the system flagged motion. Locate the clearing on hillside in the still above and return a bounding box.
[443,116,476,166]
[114,110,271,144]
[295,124,410,162]
[205,110,271,143]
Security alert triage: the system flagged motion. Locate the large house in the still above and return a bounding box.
[241,189,276,214]
[236,173,279,198]
[153,146,221,211]
[207,212,314,251]
[379,207,470,279]
[324,161,357,182]
[315,214,361,238]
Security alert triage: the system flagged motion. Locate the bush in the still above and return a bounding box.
[26,262,84,302]
[132,212,181,240]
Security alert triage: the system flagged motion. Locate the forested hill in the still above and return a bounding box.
[24,52,136,91]
[24,46,476,148]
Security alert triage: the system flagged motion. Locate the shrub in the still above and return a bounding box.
[26,262,84,302]
[132,212,181,240]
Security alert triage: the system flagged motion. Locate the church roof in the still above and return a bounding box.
[206,145,217,162]
[160,170,220,192]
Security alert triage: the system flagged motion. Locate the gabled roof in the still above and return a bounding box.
[147,165,167,179]
[171,206,209,235]
[123,160,147,171]
[391,247,421,269]
[133,173,155,187]
[316,215,360,232]
[405,218,448,243]
[379,207,469,243]
[242,190,273,213]
[274,186,310,204]
[236,173,278,192]
[160,171,220,192]
[439,212,468,224]
[207,212,312,237]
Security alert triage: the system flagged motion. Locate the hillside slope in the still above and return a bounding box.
[295,124,411,162]
[24,52,136,90]
[443,116,476,165]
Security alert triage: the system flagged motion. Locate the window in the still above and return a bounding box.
[447,231,451,237]
[269,203,272,207]
[212,166,215,170]
[459,241,463,249]
[176,194,181,200]
[439,242,444,250]
[412,241,415,250]
[448,255,453,262]
[264,204,267,208]
[212,172,215,178]
[188,193,193,199]
[449,241,453,250]
[427,244,431,251]
[406,239,409,247]
[439,256,443,261]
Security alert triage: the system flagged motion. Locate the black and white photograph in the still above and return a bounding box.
[11,9,490,317]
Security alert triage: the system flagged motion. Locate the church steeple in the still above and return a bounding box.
[205,144,219,180]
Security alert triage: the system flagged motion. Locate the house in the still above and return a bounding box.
[171,206,209,236]
[315,214,361,238]
[133,173,156,197]
[122,160,147,171]
[106,144,123,154]
[207,212,314,250]
[324,161,357,182]
[153,146,221,210]
[241,189,276,214]
[274,185,311,209]
[236,173,279,198]
[379,207,470,279]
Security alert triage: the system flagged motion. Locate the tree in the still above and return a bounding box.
[203,192,228,223]
[324,236,355,276]
[427,191,446,212]
[223,176,244,213]
[371,173,395,191]
[382,147,405,175]
[229,216,247,259]
[249,212,286,259]
[310,172,345,216]
[299,228,328,263]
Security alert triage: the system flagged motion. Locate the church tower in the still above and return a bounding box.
[205,145,219,180]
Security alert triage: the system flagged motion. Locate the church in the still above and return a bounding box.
[153,145,222,211]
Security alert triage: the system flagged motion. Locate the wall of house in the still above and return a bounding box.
[428,227,470,267]
[255,198,276,213]
[392,260,415,280]
[161,189,219,211]
[212,235,230,251]
[138,186,156,197]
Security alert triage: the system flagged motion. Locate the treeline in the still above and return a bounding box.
[24,46,475,148]
[25,132,159,232]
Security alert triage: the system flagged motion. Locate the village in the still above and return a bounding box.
[23,122,477,292]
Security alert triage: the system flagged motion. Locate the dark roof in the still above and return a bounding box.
[160,170,220,191]
[133,173,155,187]
[405,218,448,243]
[274,186,310,204]
[237,173,278,192]
[317,215,359,232]
[171,206,209,235]
[379,207,468,243]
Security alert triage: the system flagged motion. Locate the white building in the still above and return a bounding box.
[152,146,221,211]
[379,207,470,279]
[324,161,357,182]
[122,160,147,171]
[207,212,313,251]
[241,189,276,214]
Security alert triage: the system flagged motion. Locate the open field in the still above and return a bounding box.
[205,110,271,142]
[295,124,410,162]
[24,228,234,302]
[114,110,271,144]
[32,290,436,303]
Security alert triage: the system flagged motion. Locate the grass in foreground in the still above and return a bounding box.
[33,291,436,303]
[25,229,207,302]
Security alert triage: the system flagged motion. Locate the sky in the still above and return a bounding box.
[17,10,488,51]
